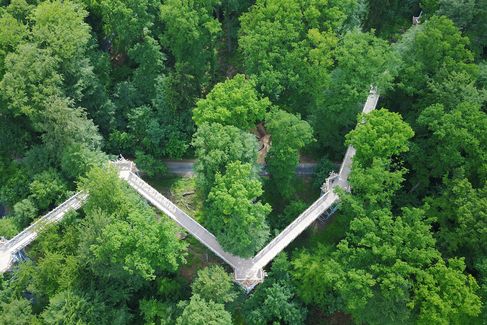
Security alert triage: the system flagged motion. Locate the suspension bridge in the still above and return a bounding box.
[0,89,379,290]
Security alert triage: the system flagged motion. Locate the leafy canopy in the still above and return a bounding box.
[346,108,414,166]
[205,161,271,257]
[239,0,358,113]
[191,266,237,305]
[176,294,232,325]
[192,122,259,196]
[265,109,314,198]
[193,74,270,130]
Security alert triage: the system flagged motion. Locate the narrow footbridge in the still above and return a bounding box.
[0,89,379,290]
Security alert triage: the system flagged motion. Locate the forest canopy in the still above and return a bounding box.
[0,0,486,324]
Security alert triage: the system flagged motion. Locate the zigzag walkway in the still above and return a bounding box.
[0,89,379,290]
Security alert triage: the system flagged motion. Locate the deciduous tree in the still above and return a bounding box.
[245,254,306,325]
[239,0,358,114]
[345,108,414,166]
[205,161,270,257]
[312,30,399,155]
[265,109,314,198]
[191,266,237,305]
[193,74,270,130]
[395,15,476,98]
[192,123,259,196]
[176,294,232,325]
[79,167,187,281]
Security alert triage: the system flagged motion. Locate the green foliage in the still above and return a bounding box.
[421,0,487,57]
[240,0,356,113]
[273,200,307,230]
[134,150,168,178]
[365,0,418,37]
[421,71,487,110]
[38,96,102,156]
[313,157,337,190]
[0,162,30,207]
[292,245,344,314]
[86,0,160,51]
[29,169,67,211]
[139,298,176,325]
[26,252,71,302]
[265,109,314,198]
[245,254,307,325]
[312,30,399,155]
[0,1,486,322]
[0,11,27,76]
[160,0,221,112]
[205,161,271,257]
[0,298,37,325]
[127,31,165,102]
[126,93,190,161]
[60,144,107,180]
[246,282,306,325]
[193,74,270,130]
[395,15,476,98]
[176,294,232,325]
[160,0,221,73]
[427,178,487,265]
[192,123,259,196]
[346,109,414,166]
[413,102,487,185]
[12,198,37,228]
[292,112,481,323]
[79,166,187,280]
[293,208,482,324]
[343,108,412,212]
[191,266,237,305]
[31,0,90,62]
[0,217,19,239]
[475,258,487,324]
[1,43,62,118]
[41,290,100,324]
[347,158,406,211]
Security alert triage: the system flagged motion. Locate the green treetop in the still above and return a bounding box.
[345,108,414,167]
[193,74,270,130]
[292,105,480,324]
[161,0,221,96]
[79,166,187,281]
[293,208,482,324]
[191,265,237,305]
[239,0,360,114]
[395,15,476,98]
[312,30,399,155]
[176,294,232,325]
[31,0,90,62]
[426,177,487,266]
[0,11,27,77]
[265,109,314,198]
[411,101,487,187]
[205,161,271,257]
[192,123,259,197]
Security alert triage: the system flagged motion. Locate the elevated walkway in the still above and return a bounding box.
[0,89,379,290]
[0,192,87,272]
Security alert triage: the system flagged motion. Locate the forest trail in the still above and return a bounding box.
[164,160,318,176]
[0,89,379,290]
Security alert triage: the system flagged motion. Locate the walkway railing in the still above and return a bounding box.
[251,191,338,270]
[4,192,87,252]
